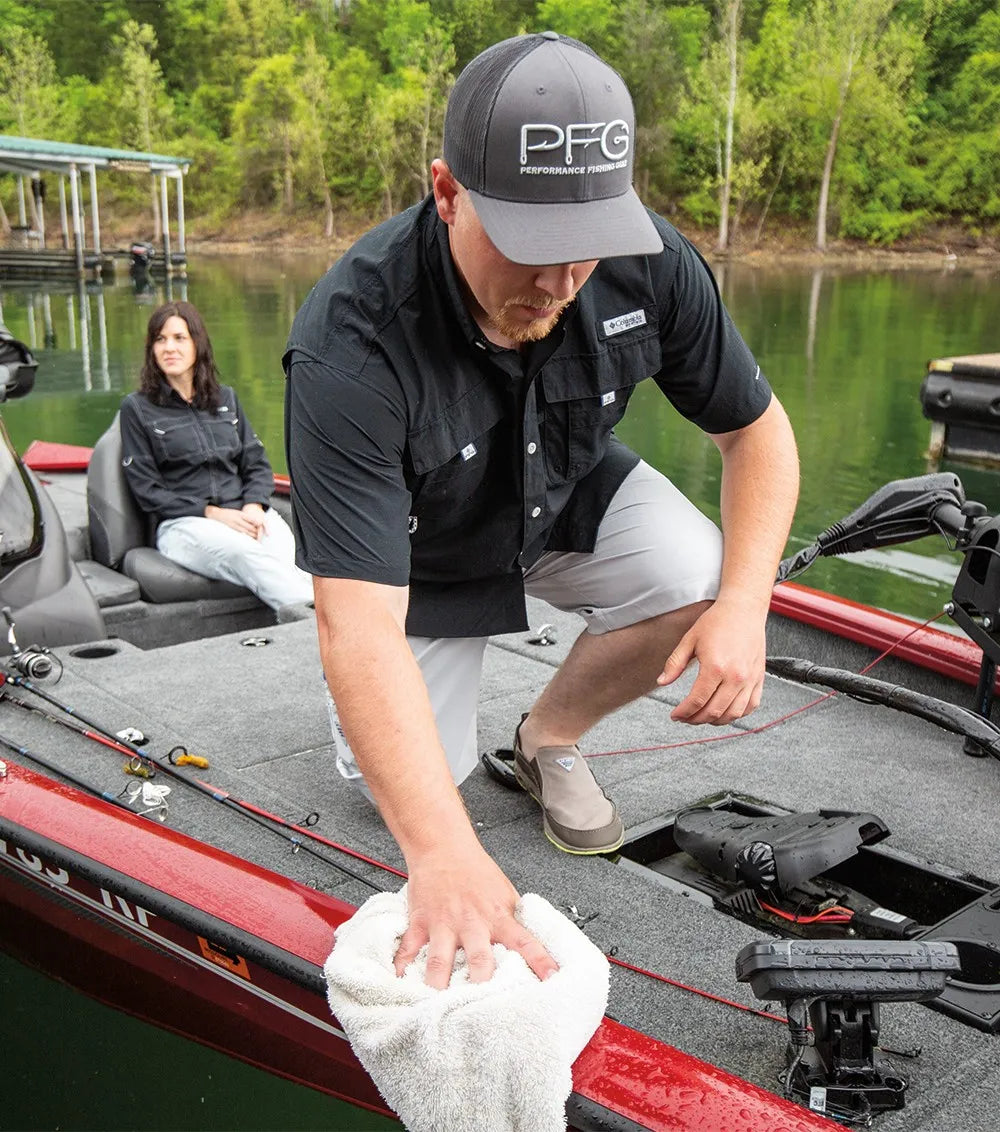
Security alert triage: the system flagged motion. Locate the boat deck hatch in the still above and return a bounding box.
[618,792,1000,1032]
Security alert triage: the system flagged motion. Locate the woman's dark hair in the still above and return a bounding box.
[140,301,222,411]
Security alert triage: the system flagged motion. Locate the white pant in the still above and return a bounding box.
[157,510,314,612]
[328,460,723,795]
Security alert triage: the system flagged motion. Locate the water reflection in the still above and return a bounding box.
[0,273,188,394]
[805,266,823,381]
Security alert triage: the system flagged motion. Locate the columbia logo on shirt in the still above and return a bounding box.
[602,309,647,337]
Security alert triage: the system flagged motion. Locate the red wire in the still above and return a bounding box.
[759,899,853,924]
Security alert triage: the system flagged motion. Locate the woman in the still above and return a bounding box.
[119,301,313,612]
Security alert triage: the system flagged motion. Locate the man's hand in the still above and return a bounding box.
[657,596,766,725]
[393,843,558,989]
[205,503,265,539]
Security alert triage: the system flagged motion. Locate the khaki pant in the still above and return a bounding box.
[327,460,723,796]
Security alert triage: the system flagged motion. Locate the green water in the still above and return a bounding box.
[0,253,997,1126]
[0,948,396,1130]
[2,253,998,623]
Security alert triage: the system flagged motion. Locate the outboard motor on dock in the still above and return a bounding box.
[129,240,155,269]
[129,241,156,299]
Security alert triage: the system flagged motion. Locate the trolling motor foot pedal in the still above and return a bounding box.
[479,748,523,791]
[736,939,961,1125]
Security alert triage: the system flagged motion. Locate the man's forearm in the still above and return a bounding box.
[715,397,799,613]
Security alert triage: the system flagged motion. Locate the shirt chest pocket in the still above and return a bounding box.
[151,417,199,464]
[151,414,240,465]
[407,398,503,517]
[540,336,660,484]
[203,416,241,461]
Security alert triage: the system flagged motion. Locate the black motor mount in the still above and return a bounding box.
[674,809,890,898]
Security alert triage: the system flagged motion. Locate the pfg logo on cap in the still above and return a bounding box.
[520,121,630,174]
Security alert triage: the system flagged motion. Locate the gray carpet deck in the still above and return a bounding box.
[7,478,1000,1131]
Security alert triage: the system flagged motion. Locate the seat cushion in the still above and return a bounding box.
[76,559,142,608]
[122,546,254,604]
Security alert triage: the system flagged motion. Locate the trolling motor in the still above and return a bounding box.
[674,809,890,909]
[775,473,967,583]
[776,472,1000,756]
[737,938,961,1125]
[2,607,54,680]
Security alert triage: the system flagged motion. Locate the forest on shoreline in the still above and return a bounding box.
[2,0,999,258]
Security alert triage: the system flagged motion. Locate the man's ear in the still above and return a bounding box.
[431,159,460,225]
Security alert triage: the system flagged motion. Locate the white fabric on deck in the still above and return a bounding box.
[324,886,609,1132]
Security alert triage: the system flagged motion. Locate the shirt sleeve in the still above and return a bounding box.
[231,392,275,507]
[283,351,413,584]
[119,395,206,521]
[650,227,772,434]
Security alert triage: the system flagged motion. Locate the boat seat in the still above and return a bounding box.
[76,559,142,608]
[86,413,257,605]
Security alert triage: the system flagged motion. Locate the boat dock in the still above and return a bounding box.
[0,136,190,280]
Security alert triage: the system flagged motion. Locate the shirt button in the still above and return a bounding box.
[527,442,537,455]
[531,506,541,518]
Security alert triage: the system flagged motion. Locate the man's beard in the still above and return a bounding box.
[490,294,572,344]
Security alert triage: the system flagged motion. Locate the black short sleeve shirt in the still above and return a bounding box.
[283,198,771,637]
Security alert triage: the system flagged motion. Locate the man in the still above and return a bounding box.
[284,32,798,988]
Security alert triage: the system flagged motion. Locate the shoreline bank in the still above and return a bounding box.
[103,208,1000,272]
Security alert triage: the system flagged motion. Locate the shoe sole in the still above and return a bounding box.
[514,759,625,856]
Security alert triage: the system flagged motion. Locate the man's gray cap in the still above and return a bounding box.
[443,32,663,265]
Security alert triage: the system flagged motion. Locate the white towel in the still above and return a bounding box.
[324,886,609,1132]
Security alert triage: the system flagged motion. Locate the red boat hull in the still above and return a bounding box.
[0,760,835,1130]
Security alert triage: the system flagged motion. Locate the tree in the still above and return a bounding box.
[233,54,305,209]
[614,1,710,206]
[534,0,618,57]
[806,0,902,250]
[296,37,336,235]
[109,20,174,239]
[716,0,743,251]
[369,1,455,213]
[917,3,1000,224]
[0,26,70,138]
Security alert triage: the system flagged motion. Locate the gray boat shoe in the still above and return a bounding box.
[513,717,625,855]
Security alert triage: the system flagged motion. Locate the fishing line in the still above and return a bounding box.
[2,679,800,1029]
[585,608,946,760]
[0,675,389,893]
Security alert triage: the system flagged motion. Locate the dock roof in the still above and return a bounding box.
[0,135,190,176]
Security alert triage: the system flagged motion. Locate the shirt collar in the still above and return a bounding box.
[433,215,493,354]
[159,378,192,405]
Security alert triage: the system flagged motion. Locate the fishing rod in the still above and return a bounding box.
[0,728,148,815]
[0,676,800,1031]
[0,682,403,879]
[0,673,389,893]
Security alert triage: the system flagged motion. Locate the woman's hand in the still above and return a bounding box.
[204,503,265,539]
[241,503,267,539]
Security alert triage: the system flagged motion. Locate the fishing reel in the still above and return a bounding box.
[2,607,56,681]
